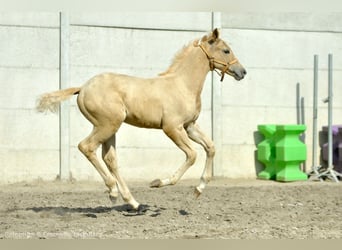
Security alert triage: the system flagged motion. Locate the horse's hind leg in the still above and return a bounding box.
[102,134,119,203]
[102,140,141,210]
[102,134,142,210]
[79,124,141,210]
[78,126,118,198]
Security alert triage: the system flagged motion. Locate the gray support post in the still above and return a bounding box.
[327,54,333,173]
[309,55,323,181]
[301,96,306,173]
[312,55,320,176]
[325,54,340,181]
[316,54,341,181]
[59,12,71,180]
[301,97,305,126]
[296,83,306,172]
[296,83,301,125]
[211,12,223,176]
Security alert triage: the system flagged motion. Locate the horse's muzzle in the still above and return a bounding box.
[229,64,247,81]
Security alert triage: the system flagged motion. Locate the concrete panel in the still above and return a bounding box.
[0,68,59,109]
[70,26,205,71]
[70,12,212,31]
[0,12,59,27]
[221,68,342,108]
[0,150,59,183]
[222,13,342,32]
[221,106,298,146]
[220,29,342,70]
[0,26,59,68]
[222,68,302,108]
[0,109,59,150]
[221,144,257,178]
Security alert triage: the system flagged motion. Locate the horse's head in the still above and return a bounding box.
[197,28,247,81]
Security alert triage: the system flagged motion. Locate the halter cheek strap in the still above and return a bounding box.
[194,40,238,81]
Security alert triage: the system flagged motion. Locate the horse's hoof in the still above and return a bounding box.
[150,179,162,188]
[136,204,149,214]
[122,204,149,216]
[194,187,202,198]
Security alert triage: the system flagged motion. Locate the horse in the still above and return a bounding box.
[36,28,246,212]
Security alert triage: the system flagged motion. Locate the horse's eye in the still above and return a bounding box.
[223,49,230,54]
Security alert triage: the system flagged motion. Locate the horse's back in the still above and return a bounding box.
[79,72,171,129]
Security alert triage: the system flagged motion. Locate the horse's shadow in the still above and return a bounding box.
[26,204,164,217]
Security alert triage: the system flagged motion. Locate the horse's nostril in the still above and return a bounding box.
[243,69,247,75]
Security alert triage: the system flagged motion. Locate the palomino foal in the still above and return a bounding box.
[37,28,246,211]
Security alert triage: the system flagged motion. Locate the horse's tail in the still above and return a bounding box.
[36,87,81,113]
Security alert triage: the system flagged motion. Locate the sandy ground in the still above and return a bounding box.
[0,178,341,239]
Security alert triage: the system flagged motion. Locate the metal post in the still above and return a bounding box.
[327,54,333,173]
[59,12,70,180]
[317,54,341,181]
[300,97,305,126]
[312,55,321,177]
[296,83,301,125]
[325,54,340,181]
[211,12,223,177]
[308,55,322,180]
[300,96,306,172]
[296,82,306,172]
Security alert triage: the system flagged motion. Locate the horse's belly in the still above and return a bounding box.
[124,110,162,129]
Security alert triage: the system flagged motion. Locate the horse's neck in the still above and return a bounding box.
[174,47,210,96]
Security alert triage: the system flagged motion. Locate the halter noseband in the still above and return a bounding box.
[194,40,238,81]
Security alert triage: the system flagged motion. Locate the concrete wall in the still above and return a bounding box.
[1,12,341,183]
[220,13,342,178]
[0,12,213,183]
[0,13,60,182]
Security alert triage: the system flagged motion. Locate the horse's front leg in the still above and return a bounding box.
[150,124,197,188]
[186,123,215,197]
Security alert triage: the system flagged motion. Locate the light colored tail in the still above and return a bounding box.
[36,87,81,113]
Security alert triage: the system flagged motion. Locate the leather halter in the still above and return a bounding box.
[194,40,238,81]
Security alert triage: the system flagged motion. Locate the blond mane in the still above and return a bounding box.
[159,39,199,76]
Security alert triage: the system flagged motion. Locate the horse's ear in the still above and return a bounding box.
[212,28,220,39]
[207,28,220,44]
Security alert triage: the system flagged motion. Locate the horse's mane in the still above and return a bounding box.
[159,39,199,76]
